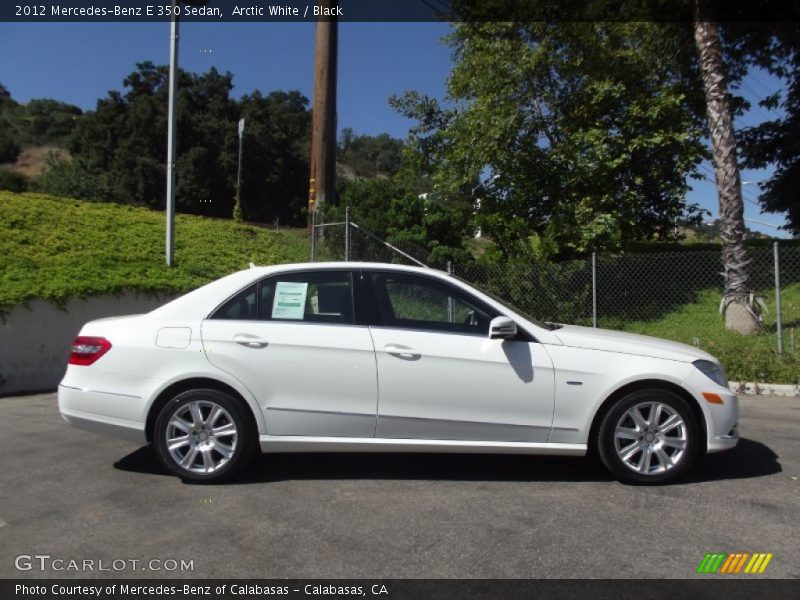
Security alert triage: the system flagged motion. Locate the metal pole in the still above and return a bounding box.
[592,252,597,328]
[310,210,317,262]
[446,261,454,323]
[165,0,179,266]
[774,241,783,354]
[235,118,244,218]
[344,206,351,261]
[349,222,429,268]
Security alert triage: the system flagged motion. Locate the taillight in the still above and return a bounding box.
[69,336,112,366]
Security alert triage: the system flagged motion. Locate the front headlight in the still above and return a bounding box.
[693,359,729,388]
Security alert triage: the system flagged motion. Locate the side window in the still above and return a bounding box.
[259,271,354,324]
[371,273,495,334]
[211,284,258,320]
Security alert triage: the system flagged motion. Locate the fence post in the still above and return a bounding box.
[310,210,317,262]
[592,252,597,328]
[344,206,351,262]
[446,261,454,323]
[774,241,783,355]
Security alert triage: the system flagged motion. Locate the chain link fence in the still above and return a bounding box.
[311,208,800,358]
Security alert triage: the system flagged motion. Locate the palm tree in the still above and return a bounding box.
[694,4,759,334]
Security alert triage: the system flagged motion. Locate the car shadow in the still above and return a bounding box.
[683,438,782,483]
[113,437,780,485]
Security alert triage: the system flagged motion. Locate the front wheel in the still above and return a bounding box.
[597,389,701,484]
[154,389,256,483]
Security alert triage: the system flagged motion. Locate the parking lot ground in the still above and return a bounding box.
[0,393,798,579]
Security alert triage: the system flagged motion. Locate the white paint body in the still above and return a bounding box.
[58,263,739,457]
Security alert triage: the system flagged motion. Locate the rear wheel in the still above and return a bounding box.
[154,389,256,483]
[597,389,700,484]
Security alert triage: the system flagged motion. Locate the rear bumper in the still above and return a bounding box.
[58,384,146,443]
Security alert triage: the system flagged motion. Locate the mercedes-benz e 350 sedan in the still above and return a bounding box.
[58,262,738,484]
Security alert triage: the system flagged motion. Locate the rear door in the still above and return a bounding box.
[201,269,378,438]
[364,270,555,442]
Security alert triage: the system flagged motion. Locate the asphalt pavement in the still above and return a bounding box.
[1,393,797,579]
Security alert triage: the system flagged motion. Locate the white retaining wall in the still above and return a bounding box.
[0,293,175,395]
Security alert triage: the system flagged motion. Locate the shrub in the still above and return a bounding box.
[0,134,20,163]
[34,154,112,201]
[0,168,28,193]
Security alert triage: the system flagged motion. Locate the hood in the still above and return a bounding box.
[552,324,718,364]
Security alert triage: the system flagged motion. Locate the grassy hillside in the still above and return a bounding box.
[609,287,800,384]
[0,192,309,309]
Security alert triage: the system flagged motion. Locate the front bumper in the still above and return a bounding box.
[682,369,740,453]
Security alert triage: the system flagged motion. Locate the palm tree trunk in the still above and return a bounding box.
[694,4,758,334]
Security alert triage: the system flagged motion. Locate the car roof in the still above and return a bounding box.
[246,262,442,275]
[148,262,449,321]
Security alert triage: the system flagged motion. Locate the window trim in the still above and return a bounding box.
[207,269,358,326]
[360,269,534,341]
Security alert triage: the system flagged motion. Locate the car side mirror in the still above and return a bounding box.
[489,316,517,339]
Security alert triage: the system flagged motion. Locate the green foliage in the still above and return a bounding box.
[393,22,710,259]
[65,64,311,225]
[330,175,473,266]
[34,152,113,200]
[0,134,21,163]
[736,29,800,234]
[0,83,82,150]
[617,286,800,384]
[237,90,311,224]
[24,99,83,141]
[338,128,404,177]
[0,192,309,310]
[0,169,28,193]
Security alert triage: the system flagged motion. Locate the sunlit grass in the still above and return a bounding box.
[601,286,800,384]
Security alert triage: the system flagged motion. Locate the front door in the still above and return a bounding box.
[366,271,555,442]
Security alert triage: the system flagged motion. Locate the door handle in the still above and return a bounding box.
[234,334,269,348]
[384,344,421,360]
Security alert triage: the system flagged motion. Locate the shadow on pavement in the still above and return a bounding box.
[114,437,780,485]
[684,438,782,483]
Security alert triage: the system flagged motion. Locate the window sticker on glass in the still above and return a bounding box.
[272,281,309,320]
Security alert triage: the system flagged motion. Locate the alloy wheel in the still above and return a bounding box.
[165,400,239,474]
[613,401,688,476]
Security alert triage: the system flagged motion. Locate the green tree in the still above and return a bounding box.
[0,134,20,163]
[335,175,472,265]
[734,23,800,236]
[64,63,314,222]
[338,128,404,178]
[393,22,708,260]
[237,90,311,225]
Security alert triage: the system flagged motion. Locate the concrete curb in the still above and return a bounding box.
[729,381,799,397]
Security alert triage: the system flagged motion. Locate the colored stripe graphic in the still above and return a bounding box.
[744,553,774,574]
[697,552,773,574]
[697,553,727,573]
[720,554,736,573]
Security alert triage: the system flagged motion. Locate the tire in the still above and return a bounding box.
[597,389,701,485]
[154,389,257,483]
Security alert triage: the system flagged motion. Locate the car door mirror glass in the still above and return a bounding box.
[489,316,517,339]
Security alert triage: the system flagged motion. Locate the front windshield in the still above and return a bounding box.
[452,275,561,330]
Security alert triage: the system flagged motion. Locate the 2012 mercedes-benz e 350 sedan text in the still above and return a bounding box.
[58,263,739,484]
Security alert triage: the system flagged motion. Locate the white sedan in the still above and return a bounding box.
[58,262,738,484]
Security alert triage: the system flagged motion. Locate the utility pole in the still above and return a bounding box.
[308,5,338,230]
[165,0,179,266]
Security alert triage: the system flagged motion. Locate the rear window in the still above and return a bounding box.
[209,271,354,325]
